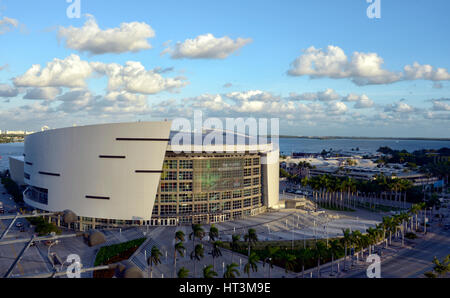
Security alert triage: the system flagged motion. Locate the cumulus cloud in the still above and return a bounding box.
[0,16,19,34]
[55,89,98,113]
[384,102,416,113]
[404,62,450,81]
[13,55,188,95]
[99,91,149,114]
[431,100,450,111]
[288,45,450,85]
[163,33,252,59]
[13,54,93,88]
[225,90,280,102]
[289,88,340,102]
[342,93,374,109]
[58,15,155,55]
[327,101,348,115]
[91,61,188,94]
[23,87,62,100]
[0,84,19,97]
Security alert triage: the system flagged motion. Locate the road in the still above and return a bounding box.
[341,224,450,278]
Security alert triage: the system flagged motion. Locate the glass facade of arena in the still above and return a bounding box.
[46,152,266,231]
[150,153,265,226]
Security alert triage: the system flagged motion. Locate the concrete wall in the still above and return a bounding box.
[9,156,24,186]
[261,149,280,208]
[23,122,171,221]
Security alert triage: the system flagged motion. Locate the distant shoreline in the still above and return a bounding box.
[277,136,450,141]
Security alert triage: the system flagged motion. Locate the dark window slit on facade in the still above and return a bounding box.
[39,171,60,177]
[26,162,33,166]
[86,196,110,200]
[99,155,126,159]
[135,170,164,174]
[116,138,170,142]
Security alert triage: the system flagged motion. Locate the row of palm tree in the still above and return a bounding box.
[300,174,414,211]
[173,225,262,278]
[148,202,429,278]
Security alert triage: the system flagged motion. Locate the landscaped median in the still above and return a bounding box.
[93,238,146,278]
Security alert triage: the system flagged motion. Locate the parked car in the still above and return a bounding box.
[0,209,4,214]
[15,222,23,228]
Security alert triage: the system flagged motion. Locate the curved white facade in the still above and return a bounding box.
[23,122,171,221]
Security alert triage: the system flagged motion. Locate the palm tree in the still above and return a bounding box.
[177,267,189,278]
[223,263,240,278]
[382,217,395,245]
[244,252,260,277]
[173,241,185,278]
[366,227,379,255]
[189,224,205,277]
[203,264,218,278]
[263,246,279,278]
[425,255,450,278]
[298,247,312,278]
[211,241,223,271]
[329,239,341,275]
[147,246,162,278]
[209,224,219,242]
[314,241,328,277]
[283,253,296,273]
[230,234,241,263]
[341,228,352,271]
[351,230,362,265]
[175,230,185,242]
[244,229,258,258]
[190,244,205,276]
[409,204,421,231]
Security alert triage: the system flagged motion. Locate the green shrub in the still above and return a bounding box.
[94,238,146,266]
[26,217,62,236]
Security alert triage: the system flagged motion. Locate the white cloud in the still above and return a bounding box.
[13,55,187,95]
[342,93,374,109]
[431,100,450,111]
[0,84,19,97]
[327,101,348,115]
[384,102,415,113]
[91,61,188,94]
[13,54,93,88]
[23,87,62,100]
[164,33,252,59]
[55,90,98,113]
[0,16,18,35]
[288,45,449,85]
[99,91,149,114]
[404,62,450,81]
[225,90,280,102]
[58,15,155,55]
[289,88,341,101]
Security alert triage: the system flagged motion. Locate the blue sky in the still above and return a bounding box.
[0,0,449,137]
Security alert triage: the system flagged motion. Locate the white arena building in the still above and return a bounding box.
[9,122,279,231]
